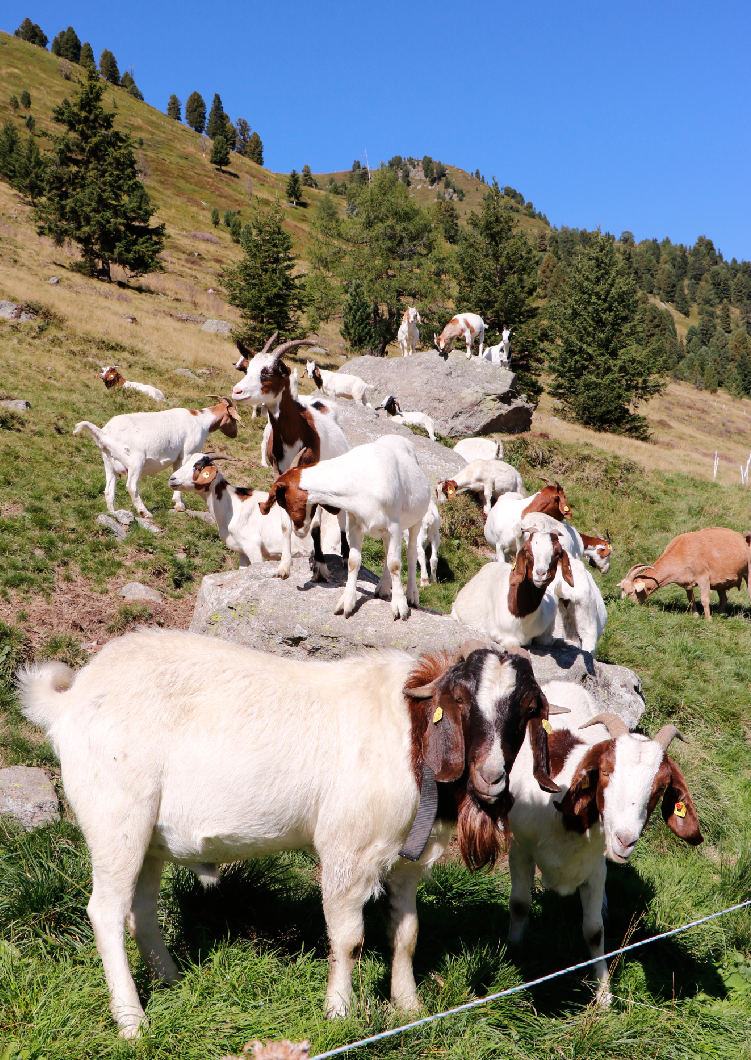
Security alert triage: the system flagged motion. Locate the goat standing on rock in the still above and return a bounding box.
[434,313,486,359]
[18,633,565,1037]
[397,306,421,357]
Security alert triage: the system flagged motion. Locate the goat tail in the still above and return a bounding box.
[17,661,76,732]
[72,419,104,444]
[73,421,131,465]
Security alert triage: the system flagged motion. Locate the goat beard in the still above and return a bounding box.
[456,781,510,871]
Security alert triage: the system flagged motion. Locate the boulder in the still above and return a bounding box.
[190,558,644,726]
[173,368,202,381]
[202,319,233,334]
[0,766,60,830]
[339,351,534,438]
[118,581,164,603]
[96,513,127,540]
[331,402,464,486]
[0,301,21,320]
[0,399,30,412]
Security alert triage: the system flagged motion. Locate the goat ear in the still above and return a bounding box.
[553,743,609,820]
[509,544,530,588]
[276,357,290,377]
[527,714,561,794]
[259,484,282,516]
[422,677,466,782]
[194,464,217,485]
[558,547,575,586]
[662,758,703,845]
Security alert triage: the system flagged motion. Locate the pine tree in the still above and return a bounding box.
[34,67,165,280]
[210,135,230,172]
[547,232,663,436]
[236,118,251,156]
[211,207,219,227]
[230,216,242,243]
[674,281,690,316]
[99,49,120,84]
[340,279,374,352]
[80,42,95,69]
[246,131,263,165]
[286,169,303,206]
[703,358,718,393]
[25,115,35,132]
[736,347,751,396]
[12,134,46,203]
[0,120,20,182]
[9,95,19,113]
[185,92,206,134]
[20,91,31,109]
[719,300,732,333]
[120,72,143,101]
[206,94,226,139]
[15,18,48,47]
[222,203,304,346]
[52,27,81,63]
[222,114,237,152]
[301,164,315,187]
[167,95,181,121]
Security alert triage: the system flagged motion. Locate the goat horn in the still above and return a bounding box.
[272,339,319,359]
[653,724,688,751]
[407,677,442,699]
[547,701,571,715]
[625,564,658,579]
[538,476,554,487]
[580,713,629,739]
[458,638,493,659]
[605,530,611,543]
[259,331,279,356]
[202,453,232,461]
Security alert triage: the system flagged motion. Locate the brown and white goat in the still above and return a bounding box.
[618,526,751,620]
[434,312,486,360]
[99,366,165,403]
[232,333,350,579]
[484,480,573,561]
[19,632,564,1037]
[436,459,526,515]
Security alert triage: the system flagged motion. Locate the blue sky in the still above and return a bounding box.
[7,1,751,260]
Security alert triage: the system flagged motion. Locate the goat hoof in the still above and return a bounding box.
[334,593,355,617]
[172,505,186,513]
[117,1017,146,1040]
[420,578,429,588]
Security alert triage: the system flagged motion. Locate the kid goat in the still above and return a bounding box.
[73,398,241,517]
[98,366,165,402]
[507,683,702,1003]
[305,360,372,406]
[19,631,566,1037]
[437,459,526,515]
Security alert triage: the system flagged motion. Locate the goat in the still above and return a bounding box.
[259,435,430,619]
[618,527,751,620]
[72,398,241,517]
[403,497,441,587]
[453,437,503,463]
[436,459,526,516]
[306,360,372,406]
[98,366,165,403]
[521,510,583,559]
[552,555,607,654]
[167,454,336,565]
[18,633,564,1037]
[233,340,261,419]
[507,684,702,1003]
[580,530,612,574]
[377,395,436,441]
[397,307,421,357]
[480,328,512,367]
[451,530,574,649]
[434,313,486,360]
[232,335,350,581]
[484,480,572,561]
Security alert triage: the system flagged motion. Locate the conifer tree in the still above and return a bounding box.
[34,67,165,279]
[674,281,690,316]
[9,95,19,113]
[210,135,230,172]
[236,118,251,156]
[80,42,95,69]
[735,347,751,396]
[301,164,315,187]
[13,134,46,203]
[120,72,143,101]
[547,231,663,436]
[20,91,31,109]
[206,94,226,139]
[222,114,237,151]
[52,27,81,63]
[703,358,718,393]
[167,95,181,121]
[286,169,303,206]
[0,121,20,182]
[246,131,263,165]
[15,18,48,47]
[222,203,304,346]
[185,92,206,133]
[719,301,732,333]
[211,207,219,227]
[340,279,373,352]
[99,49,120,84]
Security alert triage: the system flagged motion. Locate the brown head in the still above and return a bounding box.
[99,366,125,389]
[206,396,243,438]
[617,564,659,602]
[508,530,574,618]
[258,458,310,531]
[404,643,566,869]
[523,479,572,521]
[436,479,459,502]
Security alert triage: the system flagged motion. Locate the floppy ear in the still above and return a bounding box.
[276,357,290,377]
[509,543,532,588]
[527,710,561,793]
[553,742,611,825]
[558,546,575,586]
[194,463,217,485]
[422,673,466,782]
[259,483,283,516]
[662,758,703,845]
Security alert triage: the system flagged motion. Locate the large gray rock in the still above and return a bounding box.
[118,581,164,603]
[0,399,30,412]
[190,558,644,726]
[202,319,232,334]
[332,402,465,486]
[0,767,60,830]
[340,351,534,438]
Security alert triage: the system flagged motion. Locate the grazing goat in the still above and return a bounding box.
[260,435,430,619]
[73,398,241,517]
[437,459,526,516]
[454,437,503,463]
[484,480,572,561]
[618,527,751,620]
[18,633,564,1037]
[507,684,702,1003]
[452,530,574,649]
[403,498,441,586]
[434,313,486,360]
[98,366,165,403]
[306,360,372,406]
[580,531,612,574]
[377,395,436,441]
[397,307,421,357]
[168,454,335,565]
[232,335,350,580]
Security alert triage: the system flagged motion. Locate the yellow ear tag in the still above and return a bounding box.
[634,580,645,592]
[674,801,687,818]
[432,706,443,724]
[200,468,211,480]
[580,774,590,789]
[542,719,553,735]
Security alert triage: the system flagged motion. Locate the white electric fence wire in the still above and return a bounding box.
[310,898,751,1059]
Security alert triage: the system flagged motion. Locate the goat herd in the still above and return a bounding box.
[21,323,749,1039]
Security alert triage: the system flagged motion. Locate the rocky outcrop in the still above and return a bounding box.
[339,351,534,437]
[0,766,60,830]
[190,557,644,727]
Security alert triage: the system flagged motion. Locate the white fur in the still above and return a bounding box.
[480,327,512,367]
[306,361,372,406]
[453,438,502,463]
[99,366,165,402]
[397,307,421,357]
[521,511,584,560]
[402,497,441,587]
[437,459,526,516]
[434,312,486,360]
[551,555,608,654]
[380,396,436,441]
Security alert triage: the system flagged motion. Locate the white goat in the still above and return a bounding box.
[434,313,486,360]
[451,531,574,649]
[507,683,702,1003]
[436,459,525,516]
[73,398,241,517]
[378,395,436,441]
[260,435,430,619]
[552,555,608,654]
[454,437,503,463]
[19,633,562,1037]
[306,360,372,406]
[98,366,165,402]
[403,497,441,586]
[397,307,421,357]
[484,481,572,561]
[480,329,512,368]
